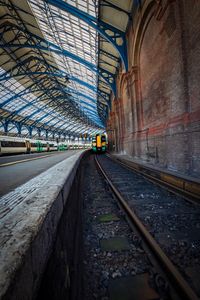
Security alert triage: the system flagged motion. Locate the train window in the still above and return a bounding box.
[1,141,25,147]
[101,136,106,142]
[2,141,7,147]
[31,143,37,147]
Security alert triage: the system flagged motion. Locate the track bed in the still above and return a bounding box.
[81,155,176,300]
[95,154,200,299]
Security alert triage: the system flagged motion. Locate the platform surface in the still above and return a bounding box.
[0,150,81,196]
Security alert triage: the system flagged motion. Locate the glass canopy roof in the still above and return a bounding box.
[0,0,134,138]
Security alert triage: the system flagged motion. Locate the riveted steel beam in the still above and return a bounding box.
[0,71,96,92]
[42,0,128,71]
[101,0,131,17]
[0,22,115,94]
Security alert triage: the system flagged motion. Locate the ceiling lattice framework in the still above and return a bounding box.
[0,0,136,138]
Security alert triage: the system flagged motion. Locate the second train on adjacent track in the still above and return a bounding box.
[0,135,89,155]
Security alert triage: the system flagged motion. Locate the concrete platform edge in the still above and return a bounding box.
[0,150,87,300]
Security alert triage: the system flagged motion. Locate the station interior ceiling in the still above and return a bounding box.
[0,0,134,139]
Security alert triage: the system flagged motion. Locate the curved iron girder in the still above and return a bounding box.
[14,97,71,119]
[1,44,116,94]
[0,56,108,111]
[42,0,128,71]
[53,117,98,132]
[33,107,94,129]
[60,123,83,132]
[0,90,99,129]
[82,107,101,119]
[98,106,108,118]
[14,96,96,122]
[0,22,116,94]
[4,95,78,128]
[101,0,132,17]
[0,71,96,93]
[0,87,97,110]
[27,111,75,130]
[0,77,110,109]
[0,111,88,138]
[68,88,110,107]
[0,74,110,112]
[0,20,108,129]
[0,22,113,104]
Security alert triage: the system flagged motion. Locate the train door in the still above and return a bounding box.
[25,140,31,153]
[101,135,106,152]
[96,134,101,151]
[36,141,42,152]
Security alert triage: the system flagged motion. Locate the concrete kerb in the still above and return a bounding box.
[0,150,87,300]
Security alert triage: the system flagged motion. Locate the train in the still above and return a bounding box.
[92,134,107,153]
[0,135,90,155]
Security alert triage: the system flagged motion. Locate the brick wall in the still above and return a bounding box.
[107,0,200,178]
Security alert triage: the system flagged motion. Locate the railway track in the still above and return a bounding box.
[106,154,200,203]
[34,153,200,300]
[93,154,200,300]
[82,155,163,300]
[80,154,200,300]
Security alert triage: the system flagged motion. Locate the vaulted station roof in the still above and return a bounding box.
[0,0,135,139]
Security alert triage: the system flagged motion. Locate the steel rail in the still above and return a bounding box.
[106,154,200,204]
[95,155,199,300]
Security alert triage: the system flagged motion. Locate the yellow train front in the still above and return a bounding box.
[92,134,107,153]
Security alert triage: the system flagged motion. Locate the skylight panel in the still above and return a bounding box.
[14,0,105,130]
[21,108,37,117]
[4,99,25,111]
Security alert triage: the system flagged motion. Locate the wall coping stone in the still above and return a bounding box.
[0,150,86,299]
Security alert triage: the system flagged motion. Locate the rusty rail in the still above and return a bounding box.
[95,155,199,300]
